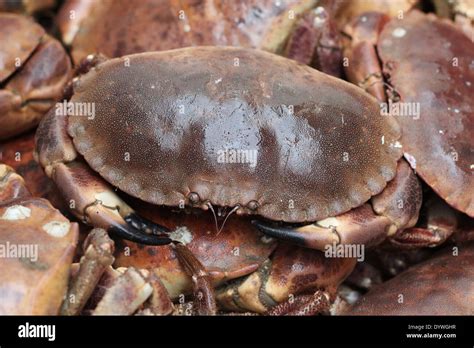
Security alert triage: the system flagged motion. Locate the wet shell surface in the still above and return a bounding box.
[347,243,474,315]
[378,11,474,217]
[68,47,401,222]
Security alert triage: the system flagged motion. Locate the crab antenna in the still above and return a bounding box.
[206,202,220,235]
[216,205,240,236]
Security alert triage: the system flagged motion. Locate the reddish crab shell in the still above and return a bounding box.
[67,46,401,223]
[346,243,474,315]
[0,165,78,315]
[0,13,72,140]
[377,11,474,217]
[58,0,309,64]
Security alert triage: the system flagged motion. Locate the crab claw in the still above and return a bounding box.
[216,243,356,314]
[124,212,171,236]
[252,203,391,251]
[52,161,173,246]
[35,108,173,246]
[108,221,171,246]
[254,160,422,251]
[251,219,340,250]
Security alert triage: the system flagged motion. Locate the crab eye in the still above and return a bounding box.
[247,200,259,211]
[188,192,200,204]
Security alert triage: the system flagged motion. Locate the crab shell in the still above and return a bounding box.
[57,0,315,64]
[346,242,474,315]
[376,11,474,217]
[0,164,78,315]
[0,13,72,140]
[67,46,401,223]
[333,0,419,28]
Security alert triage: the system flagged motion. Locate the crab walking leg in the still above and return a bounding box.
[174,243,217,315]
[253,204,391,250]
[342,12,390,102]
[35,107,171,245]
[390,193,459,248]
[61,228,115,315]
[254,160,423,251]
[92,267,153,315]
[216,245,355,314]
[266,291,330,316]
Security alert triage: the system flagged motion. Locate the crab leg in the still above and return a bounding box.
[35,108,172,245]
[61,228,115,315]
[174,243,217,315]
[253,204,392,250]
[390,193,459,248]
[342,12,390,102]
[254,160,423,251]
[216,244,355,314]
[266,291,330,316]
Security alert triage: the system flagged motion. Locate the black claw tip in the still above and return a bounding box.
[252,219,307,247]
[109,225,172,246]
[124,213,170,235]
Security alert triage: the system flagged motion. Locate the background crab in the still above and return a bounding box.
[0,164,78,314]
[0,13,71,140]
[343,9,473,241]
[343,243,474,315]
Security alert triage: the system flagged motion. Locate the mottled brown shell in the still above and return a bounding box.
[68,47,401,222]
[0,13,44,82]
[62,0,306,63]
[378,11,474,217]
[0,165,78,315]
[347,243,474,315]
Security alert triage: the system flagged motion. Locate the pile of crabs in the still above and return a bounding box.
[0,0,473,316]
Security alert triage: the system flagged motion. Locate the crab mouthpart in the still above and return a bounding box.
[207,202,241,236]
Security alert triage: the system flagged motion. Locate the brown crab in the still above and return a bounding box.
[56,0,311,62]
[33,46,429,316]
[343,10,474,245]
[0,164,78,314]
[34,46,419,246]
[56,0,344,76]
[0,13,72,140]
[344,242,474,315]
